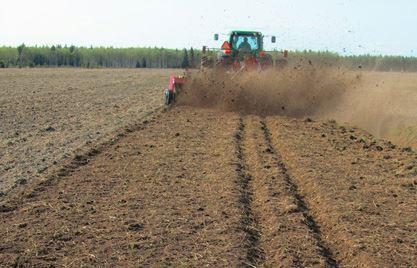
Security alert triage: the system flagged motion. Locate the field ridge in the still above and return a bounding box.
[234,117,266,266]
[261,119,338,267]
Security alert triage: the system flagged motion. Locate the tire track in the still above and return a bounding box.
[234,118,265,267]
[242,117,332,266]
[260,120,339,267]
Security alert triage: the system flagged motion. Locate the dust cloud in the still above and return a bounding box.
[326,71,417,147]
[177,67,417,148]
[178,66,360,117]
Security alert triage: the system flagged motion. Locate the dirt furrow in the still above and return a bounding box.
[266,117,417,267]
[258,119,338,267]
[239,116,337,267]
[1,108,161,206]
[234,118,265,267]
[1,103,416,267]
[0,107,247,267]
[0,69,172,194]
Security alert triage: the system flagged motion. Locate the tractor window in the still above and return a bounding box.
[232,35,259,51]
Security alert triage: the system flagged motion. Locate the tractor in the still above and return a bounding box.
[164,30,288,105]
[201,30,288,71]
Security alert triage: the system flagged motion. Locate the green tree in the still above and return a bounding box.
[17,43,25,65]
[181,49,189,69]
[189,47,195,68]
[33,53,47,66]
[17,44,25,57]
[3,44,417,71]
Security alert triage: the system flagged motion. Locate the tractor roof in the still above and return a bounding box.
[230,30,263,36]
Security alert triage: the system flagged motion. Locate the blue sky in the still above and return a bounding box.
[1,0,416,56]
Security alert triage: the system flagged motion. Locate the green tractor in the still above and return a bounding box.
[164,30,288,105]
[201,30,288,71]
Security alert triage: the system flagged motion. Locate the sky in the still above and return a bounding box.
[0,0,416,56]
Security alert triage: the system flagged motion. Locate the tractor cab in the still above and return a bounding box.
[230,31,263,56]
[215,31,274,58]
[214,30,276,69]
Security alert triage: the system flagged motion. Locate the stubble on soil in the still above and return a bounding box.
[0,68,174,194]
[1,105,416,267]
[0,107,247,267]
[266,116,417,267]
[1,68,417,267]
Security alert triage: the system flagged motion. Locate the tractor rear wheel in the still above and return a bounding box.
[260,54,274,70]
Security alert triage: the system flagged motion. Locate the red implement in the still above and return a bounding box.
[168,75,186,93]
[165,75,187,105]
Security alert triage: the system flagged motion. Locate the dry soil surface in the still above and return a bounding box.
[0,68,175,194]
[1,106,416,267]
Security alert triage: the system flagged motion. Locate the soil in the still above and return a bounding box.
[0,68,177,194]
[0,69,416,267]
[1,105,416,267]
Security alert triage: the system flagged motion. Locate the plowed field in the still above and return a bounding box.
[1,69,416,267]
[0,68,175,194]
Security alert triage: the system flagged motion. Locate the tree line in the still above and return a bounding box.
[0,45,200,69]
[1,45,417,72]
[273,50,417,72]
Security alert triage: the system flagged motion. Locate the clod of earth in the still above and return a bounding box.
[128,223,144,231]
[44,126,55,132]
